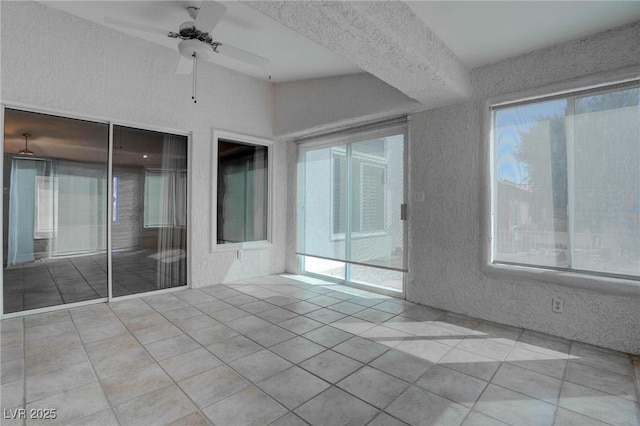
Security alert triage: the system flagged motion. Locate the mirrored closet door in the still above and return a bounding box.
[2,108,188,314]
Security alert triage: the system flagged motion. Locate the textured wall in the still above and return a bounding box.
[1,1,286,286]
[274,73,420,138]
[408,22,640,354]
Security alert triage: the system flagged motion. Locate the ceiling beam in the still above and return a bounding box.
[242,1,471,108]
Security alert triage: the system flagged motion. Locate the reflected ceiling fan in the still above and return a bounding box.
[105,1,269,103]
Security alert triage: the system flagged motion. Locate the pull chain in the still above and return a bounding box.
[191,52,198,104]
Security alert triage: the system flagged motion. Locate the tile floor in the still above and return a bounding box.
[1,274,639,426]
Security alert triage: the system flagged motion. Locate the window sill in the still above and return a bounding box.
[330,231,388,242]
[484,261,640,297]
[213,240,272,252]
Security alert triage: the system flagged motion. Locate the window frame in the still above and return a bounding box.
[485,75,640,296]
[211,129,273,252]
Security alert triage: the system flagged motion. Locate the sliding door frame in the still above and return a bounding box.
[0,102,192,318]
[296,119,409,298]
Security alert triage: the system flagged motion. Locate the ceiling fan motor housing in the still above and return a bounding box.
[178,38,213,61]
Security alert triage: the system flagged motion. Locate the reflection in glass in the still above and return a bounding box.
[3,109,109,313]
[217,140,268,244]
[111,126,188,296]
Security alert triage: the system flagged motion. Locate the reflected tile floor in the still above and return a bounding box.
[1,274,639,426]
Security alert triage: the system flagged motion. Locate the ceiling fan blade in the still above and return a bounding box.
[176,56,194,74]
[215,44,269,68]
[194,1,227,33]
[104,17,170,37]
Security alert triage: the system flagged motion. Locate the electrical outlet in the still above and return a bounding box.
[237,250,243,261]
[552,297,564,313]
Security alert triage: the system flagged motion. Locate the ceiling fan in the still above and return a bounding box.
[105,1,269,102]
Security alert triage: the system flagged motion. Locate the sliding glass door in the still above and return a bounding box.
[298,122,407,294]
[111,126,188,297]
[2,108,188,315]
[3,109,109,313]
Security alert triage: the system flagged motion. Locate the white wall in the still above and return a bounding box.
[274,73,421,138]
[408,22,640,354]
[1,1,286,286]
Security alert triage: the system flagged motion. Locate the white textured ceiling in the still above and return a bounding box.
[38,1,640,97]
[407,1,640,69]
[39,1,362,83]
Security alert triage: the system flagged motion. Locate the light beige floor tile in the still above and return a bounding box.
[258,366,330,409]
[295,387,378,426]
[178,365,249,408]
[160,348,222,382]
[25,382,109,426]
[144,333,200,361]
[119,311,169,332]
[461,411,508,426]
[245,324,296,347]
[353,308,395,324]
[131,322,184,345]
[569,343,634,376]
[268,412,309,426]
[1,377,23,410]
[337,365,409,409]
[187,323,239,346]
[302,325,353,348]
[270,336,326,364]
[225,315,272,334]
[456,337,513,361]
[26,361,96,402]
[474,384,556,426]
[257,307,300,324]
[303,308,347,324]
[491,363,563,404]
[565,360,637,401]
[386,385,469,426]
[168,411,213,426]
[370,348,433,383]
[396,338,452,363]
[328,301,366,315]
[559,381,640,426]
[368,412,409,426]
[299,350,363,383]
[162,306,202,322]
[63,408,119,426]
[208,306,252,323]
[173,314,220,333]
[505,346,567,379]
[203,386,287,426]
[114,384,197,426]
[101,363,173,406]
[206,335,263,363]
[438,348,502,381]
[361,324,412,348]
[553,408,609,426]
[416,365,487,408]
[282,301,322,315]
[516,330,571,356]
[278,316,324,335]
[333,336,389,363]
[229,349,293,383]
[331,317,377,335]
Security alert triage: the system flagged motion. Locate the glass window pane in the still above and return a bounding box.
[217,140,268,244]
[494,100,569,268]
[304,256,345,279]
[572,87,640,276]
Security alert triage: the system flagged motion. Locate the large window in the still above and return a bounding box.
[217,138,269,244]
[492,82,640,279]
